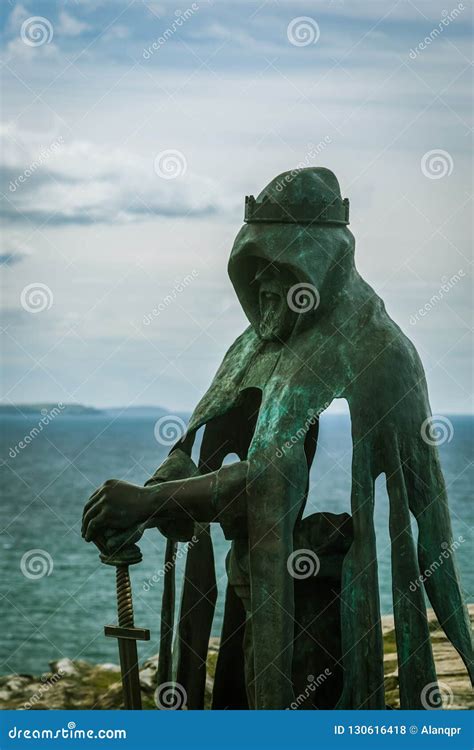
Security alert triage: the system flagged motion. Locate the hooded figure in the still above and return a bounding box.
[84,167,473,710]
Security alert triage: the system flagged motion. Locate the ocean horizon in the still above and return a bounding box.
[1,411,472,675]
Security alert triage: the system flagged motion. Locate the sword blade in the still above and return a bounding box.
[117,637,142,710]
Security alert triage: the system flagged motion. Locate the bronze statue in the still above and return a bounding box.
[82,167,473,710]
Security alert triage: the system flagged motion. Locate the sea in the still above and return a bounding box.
[0,412,472,675]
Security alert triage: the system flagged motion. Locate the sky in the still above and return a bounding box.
[0,0,472,413]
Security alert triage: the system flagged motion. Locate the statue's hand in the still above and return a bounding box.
[90,526,146,560]
[81,479,152,542]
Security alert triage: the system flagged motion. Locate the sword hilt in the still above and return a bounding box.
[103,562,151,642]
[99,542,150,710]
[100,543,150,639]
[116,565,134,628]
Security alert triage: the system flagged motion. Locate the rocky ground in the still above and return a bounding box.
[1,607,472,710]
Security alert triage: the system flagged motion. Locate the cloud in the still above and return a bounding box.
[142,2,167,20]
[0,126,228,225]
[0,252,26,267]
[1,0,470,412]
[4,4,59,61]
[5,3,30,35]
[56,11,91,37]
[103,25,130,41]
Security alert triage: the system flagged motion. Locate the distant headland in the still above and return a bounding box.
[0,404,183,418]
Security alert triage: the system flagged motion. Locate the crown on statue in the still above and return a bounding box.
[244,194,350,225]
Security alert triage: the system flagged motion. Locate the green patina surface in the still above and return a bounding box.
[82,168,473,710]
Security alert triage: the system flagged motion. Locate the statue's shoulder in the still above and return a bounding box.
[372,310,424,374]
[348,305,429,414]
[208,326,259,378]
[186,327,260,432]
[222,325,260,360]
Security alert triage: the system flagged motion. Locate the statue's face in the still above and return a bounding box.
[254,260,297,342]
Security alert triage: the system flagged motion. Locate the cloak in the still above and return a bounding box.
[153,168,473,709]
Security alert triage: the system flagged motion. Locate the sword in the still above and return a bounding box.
[99,540,150,710]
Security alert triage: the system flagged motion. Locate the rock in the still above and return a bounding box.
[49,658,77,677]
[139,667,157,691]
[0,605,472,709]
[3,675,31,692]
[382,604,474,709]
[101,664,121,672]
[208,637,220,654]
[141,654,158,671]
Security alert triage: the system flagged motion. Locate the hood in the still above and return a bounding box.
[227,167,355,333]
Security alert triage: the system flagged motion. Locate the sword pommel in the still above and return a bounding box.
[99,545,142,567]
